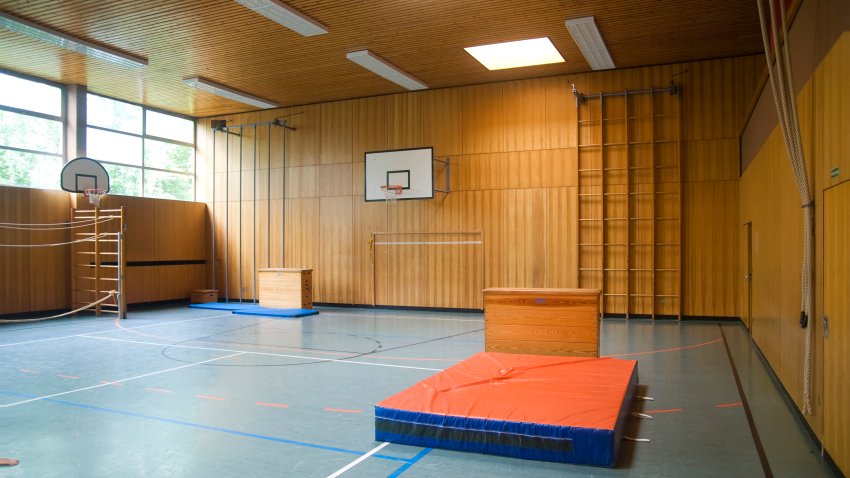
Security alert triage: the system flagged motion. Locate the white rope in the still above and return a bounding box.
[756,0,815,415]
[0,217,115,229]
[0,232,114,248]
[0,291,117,323]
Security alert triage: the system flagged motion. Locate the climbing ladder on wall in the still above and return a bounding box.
[576,84,682,319]
[70,207,126,319]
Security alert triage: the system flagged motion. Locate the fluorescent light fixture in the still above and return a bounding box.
[346,50,428,91]
[234,0,327,37]
[0,11,147,67]
[183,77,278,109]
[565,16,615,70]
[464,37,565,70]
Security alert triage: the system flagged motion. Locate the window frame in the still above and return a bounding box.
[86,92,196,201]
[0,69,65,189]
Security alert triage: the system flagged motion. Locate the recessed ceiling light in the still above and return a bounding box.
[183,77,278,109]
[346,50,428,91]
[565,16,615,70]
[233,0,327,37]
[464,37,565,71]
[0,11,147,67]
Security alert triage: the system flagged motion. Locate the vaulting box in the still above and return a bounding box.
[257,268,312,309]
[483,288,601,357]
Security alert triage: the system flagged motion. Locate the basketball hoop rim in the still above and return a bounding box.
[83,188,107,197]
[380,184,403,195]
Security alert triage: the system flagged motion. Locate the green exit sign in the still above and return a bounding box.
[831,167,840,179]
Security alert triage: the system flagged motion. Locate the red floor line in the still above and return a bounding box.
[196,395,225,401]
[323,407,363,414]
[605,338,723,358]
[57,375,80,379]
[256,402,289,408]
[644,408,684,414]
[145,387,172,393]
[19,369,38,374]
[716,402,743,408]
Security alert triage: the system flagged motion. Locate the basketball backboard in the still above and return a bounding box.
[365,147,433,201]
[61,157,110,193]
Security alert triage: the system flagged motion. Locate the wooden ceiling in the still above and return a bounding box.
[0,0,763,118]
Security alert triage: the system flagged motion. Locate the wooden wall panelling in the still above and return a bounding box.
[817,32,850,190]
[353,96,389,159]
[682,181,739,317]
[823,180,850,476]
[353,201,387,305]
[319,163,353,198]
[27,189,71,312]
[318,196,354,304]
[320,100,354,165]
[388,92,424,150]
[422,87,463,157]
[284,198,320,294]
[503,78,546,152]
[543,76,577,150]
[682,57,740,141]
[545,187,579,288]
[462,83,505,155]
[287,105,320,168]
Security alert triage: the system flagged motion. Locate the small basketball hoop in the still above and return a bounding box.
[83,188,107,208]
[380,185,403,203]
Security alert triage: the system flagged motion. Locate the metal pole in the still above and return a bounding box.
[238,126,243,303]
[267,124,271,268]
[212,129,216,296]
[281,121,286,268]
[252,125,257,303]
[225,126,230,303]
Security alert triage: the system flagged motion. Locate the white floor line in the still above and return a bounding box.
[0,352,244,408]
[84,335,443,372]
[326,442,390,478]
[316,311,482,323]
[0,313,233,348]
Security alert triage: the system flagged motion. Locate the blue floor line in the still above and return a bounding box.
[387,448,433,477]
[0,390,410,463]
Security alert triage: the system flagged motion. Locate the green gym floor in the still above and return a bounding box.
[0,305,837,477]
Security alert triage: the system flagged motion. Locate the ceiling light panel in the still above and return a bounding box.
[464,37,565,70]
[234,0,327,37]
[565,16,615,70]
[346,50,428,91]
[0,11,147,67]
[183,77,278,109]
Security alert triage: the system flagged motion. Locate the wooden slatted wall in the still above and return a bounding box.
[740,31,849,473]
[0,188,208,314]
[198,55,760,313]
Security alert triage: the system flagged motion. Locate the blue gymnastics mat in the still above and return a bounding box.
[232,304,318,318]
[188,302,318,318]
[188,302,247,311]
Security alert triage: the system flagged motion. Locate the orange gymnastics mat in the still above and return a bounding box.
[375,352,638,467]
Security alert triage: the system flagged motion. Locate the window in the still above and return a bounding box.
[0,72,63,189]
[86,94,195,200]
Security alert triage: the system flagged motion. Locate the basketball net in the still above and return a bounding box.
[380,185,402,232]
[83,188,107,208]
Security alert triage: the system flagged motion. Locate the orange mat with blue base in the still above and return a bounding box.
[375,352,638,467]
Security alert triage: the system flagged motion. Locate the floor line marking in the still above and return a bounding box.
[315,312,482,323]
[18,369,38,374]
[57,375,79,379]
[715,402,743,408]
[0,352,244,408]
[256,402,289,408]
[145,387,172,393]
[0,313,233,348]
[326,442,390,478]
[196,395,225,401]
[387,447,433,478]
[644,408,683,414]
[0,390,411,463]
[604,338,723,358]
[324,407,363,414]
[83,335,443,371]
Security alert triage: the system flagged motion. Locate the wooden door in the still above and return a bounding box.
[824,181,849,475]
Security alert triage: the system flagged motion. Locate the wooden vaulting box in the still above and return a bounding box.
[483,288,602,357]
[257,268,313,309]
